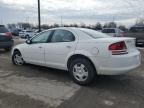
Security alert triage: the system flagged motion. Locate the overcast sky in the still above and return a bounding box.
[0,0,144,26]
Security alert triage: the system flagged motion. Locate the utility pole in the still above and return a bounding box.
[61,16,63,27]
[112,16,115,22]
[38,0,41,32]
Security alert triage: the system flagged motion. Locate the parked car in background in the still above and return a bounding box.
[12,29,22,36]
[102,28,124,37]
[12,27,141,85]
[128,26,144,47]
[34,29,40,33]
[129,26,144,33]
[136,38,144,47]
[0,25,13,51]
[19,30,35,39]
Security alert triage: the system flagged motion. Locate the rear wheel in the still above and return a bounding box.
[12,51,24,65]
[69,58,96,85]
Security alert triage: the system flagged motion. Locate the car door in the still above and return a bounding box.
[44,29,77,69]
[23,31,52,65]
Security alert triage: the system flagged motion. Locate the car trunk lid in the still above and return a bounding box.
[93,37,137,53]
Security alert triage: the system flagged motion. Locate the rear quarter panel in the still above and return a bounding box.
[74,41,112,73]
[75,40,111,58]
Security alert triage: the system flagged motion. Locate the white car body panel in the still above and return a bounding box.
[12,43,45,65]
[43,28,78,70]
[12,27,141,75]
[44,42,77,70]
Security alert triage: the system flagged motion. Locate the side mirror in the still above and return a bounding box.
[26,39,32,44]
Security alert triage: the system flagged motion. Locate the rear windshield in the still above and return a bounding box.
[102,29,115,33]
[79,28,111,39]
[0,27,9,33]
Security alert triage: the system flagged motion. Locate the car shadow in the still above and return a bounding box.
[93,75,132,86]
[58,74,144,108]
[14,63,137,88]
[14,63,72,84]
[81,74,142,96]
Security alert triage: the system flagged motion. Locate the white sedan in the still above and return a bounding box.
[11,27,141,85]
[19,30,35,39]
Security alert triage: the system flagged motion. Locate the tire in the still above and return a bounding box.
[12,51,24,65]
[69,58,96,85]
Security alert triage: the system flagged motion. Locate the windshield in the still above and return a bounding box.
[79,28,111,39]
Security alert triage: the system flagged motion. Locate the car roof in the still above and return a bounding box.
[44,27,95,31]
[46,27,74,30]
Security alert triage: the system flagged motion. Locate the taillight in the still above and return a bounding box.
[5,32,12,36]
[109,41,128,55]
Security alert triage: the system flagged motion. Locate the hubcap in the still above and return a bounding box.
[73,63,88,81]
[14,53,24,65]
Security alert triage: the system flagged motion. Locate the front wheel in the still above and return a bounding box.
[12,51,24,65]
[69,58,96,85]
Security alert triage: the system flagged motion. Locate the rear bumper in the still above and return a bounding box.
[90,50,141,75]
[97,63,140,75]
[0,40,14,48]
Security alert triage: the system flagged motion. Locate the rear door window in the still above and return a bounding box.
[51,30,75,42]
